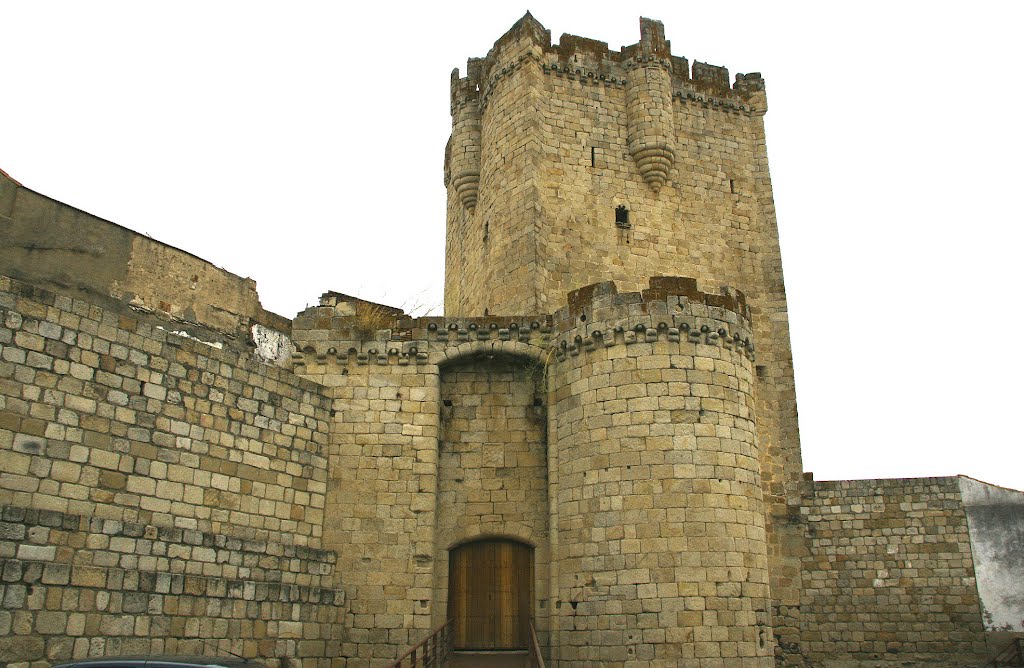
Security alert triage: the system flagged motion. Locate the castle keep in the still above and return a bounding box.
[1,14,1022,668]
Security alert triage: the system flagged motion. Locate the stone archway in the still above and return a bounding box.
[432,350,550,649]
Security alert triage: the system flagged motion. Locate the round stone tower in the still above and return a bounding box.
[547,278,773,666]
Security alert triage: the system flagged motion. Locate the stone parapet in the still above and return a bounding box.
[551,278,753,362]
[293,277,751,365]
[449,13,767,119]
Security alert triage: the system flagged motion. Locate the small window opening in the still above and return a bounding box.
[615,205,630,229]
[443,399,453,407]
[483,221,489,242]
[729,179,736,194]
[484,308,489,316]
[756,365,766,378]
[590,147,596,167]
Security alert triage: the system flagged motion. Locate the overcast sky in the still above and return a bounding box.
[3,1,1022,491]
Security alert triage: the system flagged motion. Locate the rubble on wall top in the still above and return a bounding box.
[314,291,405,316]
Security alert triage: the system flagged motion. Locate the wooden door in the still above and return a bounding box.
[448,539,533,650]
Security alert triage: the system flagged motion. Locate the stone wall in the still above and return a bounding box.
[0,171,289,349]
[0,506,342,664]
[291,293,441,662]
[0,255,1012,668]
[0,274,343,667]
[800,477,988,666]
[289,278,781,667]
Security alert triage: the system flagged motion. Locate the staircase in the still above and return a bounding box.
[390,621,545,668]
[987,638,1024,667]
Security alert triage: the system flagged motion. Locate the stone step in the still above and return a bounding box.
[449,650,529,667]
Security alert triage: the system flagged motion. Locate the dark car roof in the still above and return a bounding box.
[51,657,266,668]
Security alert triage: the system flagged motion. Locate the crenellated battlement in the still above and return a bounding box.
[552,277,755,362]
[289,314,556,369]
[559,276,749,321]
[449,60,482,111]
[448,13,767,119]
[290,277,755,371]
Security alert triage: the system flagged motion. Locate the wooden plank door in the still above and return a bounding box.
[448,539,533,650]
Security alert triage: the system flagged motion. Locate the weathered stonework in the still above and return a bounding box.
[547,281,771,666]
[0,175,288,348]
[443,13,805,664]
[0,13,1019,668]
[284,277,772,666]
[801,477,987,666]
[0,276,343,666]
[958,477,1024,636]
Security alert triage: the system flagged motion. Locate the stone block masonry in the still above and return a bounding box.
[800,476,988,666]
[291,293,561,664]
[0,275,344,667]
[444,16,806,659]
[435,355,551,650]
[1,12,1016,668]
[547,280,771,666]
[289,277,771,666]
[0,506,341,662]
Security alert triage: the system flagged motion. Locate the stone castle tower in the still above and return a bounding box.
[0,12,1017,668]
[444,13,803,663]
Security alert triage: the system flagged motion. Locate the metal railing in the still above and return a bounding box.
[527,623,546,668]
[987,637,1024,667]
[388,619,454,668]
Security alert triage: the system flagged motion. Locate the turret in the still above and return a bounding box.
[625,18,675,192]
[446,61,483,212]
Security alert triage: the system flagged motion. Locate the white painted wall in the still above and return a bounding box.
[960,476,1024,632]
[251,323,292,368]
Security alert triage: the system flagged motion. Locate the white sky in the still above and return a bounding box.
[3,1,1022,491]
